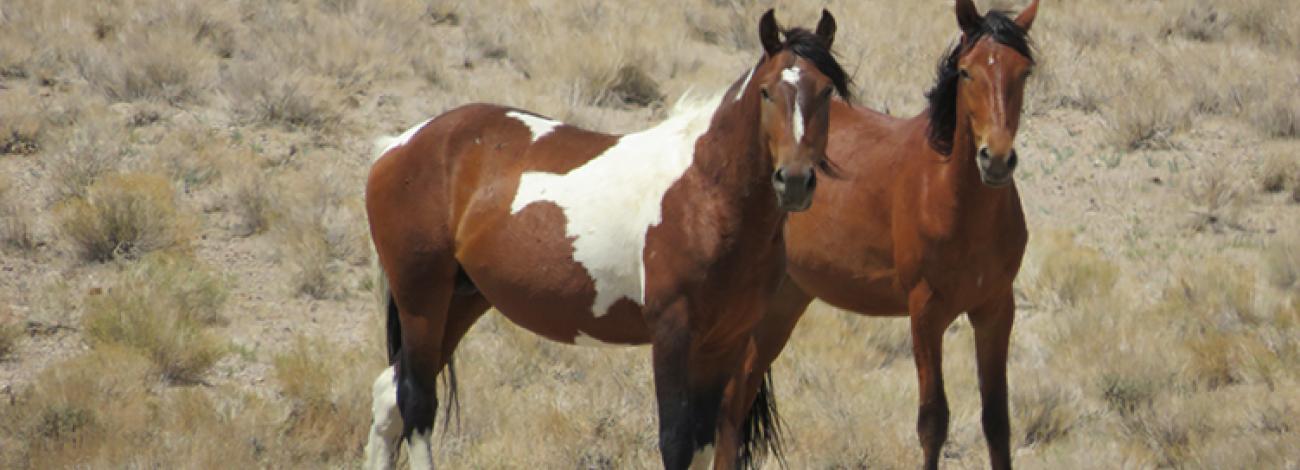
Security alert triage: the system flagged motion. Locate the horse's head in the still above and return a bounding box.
[929,0,1038,187]
[751,9,850,211]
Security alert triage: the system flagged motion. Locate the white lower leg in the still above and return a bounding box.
[406,428,435,470]
[364,366,403,470]
[688,444,715,470]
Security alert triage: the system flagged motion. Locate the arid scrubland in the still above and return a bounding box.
[0,0,1297,468]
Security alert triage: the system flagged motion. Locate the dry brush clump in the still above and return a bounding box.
[57,172,194,262]
[1027,231,1119,307]
[0,173,37,251]
[271,157,368,299]
[273,336,378,463]
[81,253,229,383]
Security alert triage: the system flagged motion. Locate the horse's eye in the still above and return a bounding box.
[760,87,771,101]
[819,87,833,99]
[958,68,971,80]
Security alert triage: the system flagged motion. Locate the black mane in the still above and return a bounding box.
[924,11,1034,155]
[782,27,853,101]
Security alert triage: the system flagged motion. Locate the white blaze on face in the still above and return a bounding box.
[511,94,722,317]
[781,66,805,143]
[373,118,434,162]
[506,110,562,143]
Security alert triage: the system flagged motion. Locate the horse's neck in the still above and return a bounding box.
[923,113,1012,222]
[694,94,769,201]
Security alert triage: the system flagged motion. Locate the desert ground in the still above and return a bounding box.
[1,0,1297,468]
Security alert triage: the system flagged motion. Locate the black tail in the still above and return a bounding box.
[382,290,461,432]
[738,371,786,469]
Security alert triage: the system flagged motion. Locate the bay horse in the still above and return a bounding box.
[745,1,1038,469]
[363,10,850,470]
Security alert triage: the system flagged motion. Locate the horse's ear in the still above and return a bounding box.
[955,0,982,35]
[1014,0,1039,32]
[759,9,782,56]
[815,9,837,48]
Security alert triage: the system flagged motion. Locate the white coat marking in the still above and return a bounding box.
[988,55,997,66]
[373,118,434,162]
[733,67,755,102]
[783,66,805,143]
[407,428,434,470]
[573,331,624,347]
[506,110,562,143]
[510,94,722,317]
[364,366,402,470]
[689,445,716,470]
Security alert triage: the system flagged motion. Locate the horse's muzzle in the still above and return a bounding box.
[773,166,817,211]
[977,147,1018,187]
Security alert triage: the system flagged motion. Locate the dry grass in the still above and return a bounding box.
[1028,231,1119,306]
[273,336,377,463]
[0,173,37,251]
[0,318,20,361]
[57,172,193,262]
[272,157,368,299]
[81,253,228,383]
[1,0,1299,468]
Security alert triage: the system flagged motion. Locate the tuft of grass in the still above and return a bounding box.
[0,91,44,155]
[272,161,368,298]
[224,64,342,131]
[0,318,21,361]
[1265,233,1300,290]
[81,253,228,383]
[1249,88,1300,138]
[1032,231,1119,306]
[45,113,132,200]
[72,26,213,104]
[58,172,192,262]
[0,345,154,467]
[1013,381,1078,448]
[0,173,37,251]
[1257,149,1296,193]
[273,336,374,463]
[222,153,275,237]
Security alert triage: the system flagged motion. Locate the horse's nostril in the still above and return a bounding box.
[773,168,786,184]
[1007,151,1019,169]
[978,147,991,161]
[806,171,817,191]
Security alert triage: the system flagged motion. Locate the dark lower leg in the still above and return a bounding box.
[910,288,953,470]
[971,294,1015,470]
[652,303,694,470]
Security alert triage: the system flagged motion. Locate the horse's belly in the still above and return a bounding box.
[456,202,653,347]
[790,263,909,316]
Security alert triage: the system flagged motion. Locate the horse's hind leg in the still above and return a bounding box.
[969,291,1015,470]
[365,287,489,470]
[366,365,404,470]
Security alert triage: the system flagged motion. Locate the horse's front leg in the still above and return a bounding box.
[909,283,959,470]
[650,298,698,469]
[970,290,1015,470]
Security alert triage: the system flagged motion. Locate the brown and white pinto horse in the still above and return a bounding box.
[363,10,850,470]
[747,1,1038,469]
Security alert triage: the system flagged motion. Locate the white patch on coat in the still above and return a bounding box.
[733,67,755,102]
[510,94,722,317]
[506,110,562,143]
[373,118,433,162]
[988,54,997,66]
[364,366,402,470]
[407,428,434,470]
[689,445,715,470]
[572,331,623,347]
